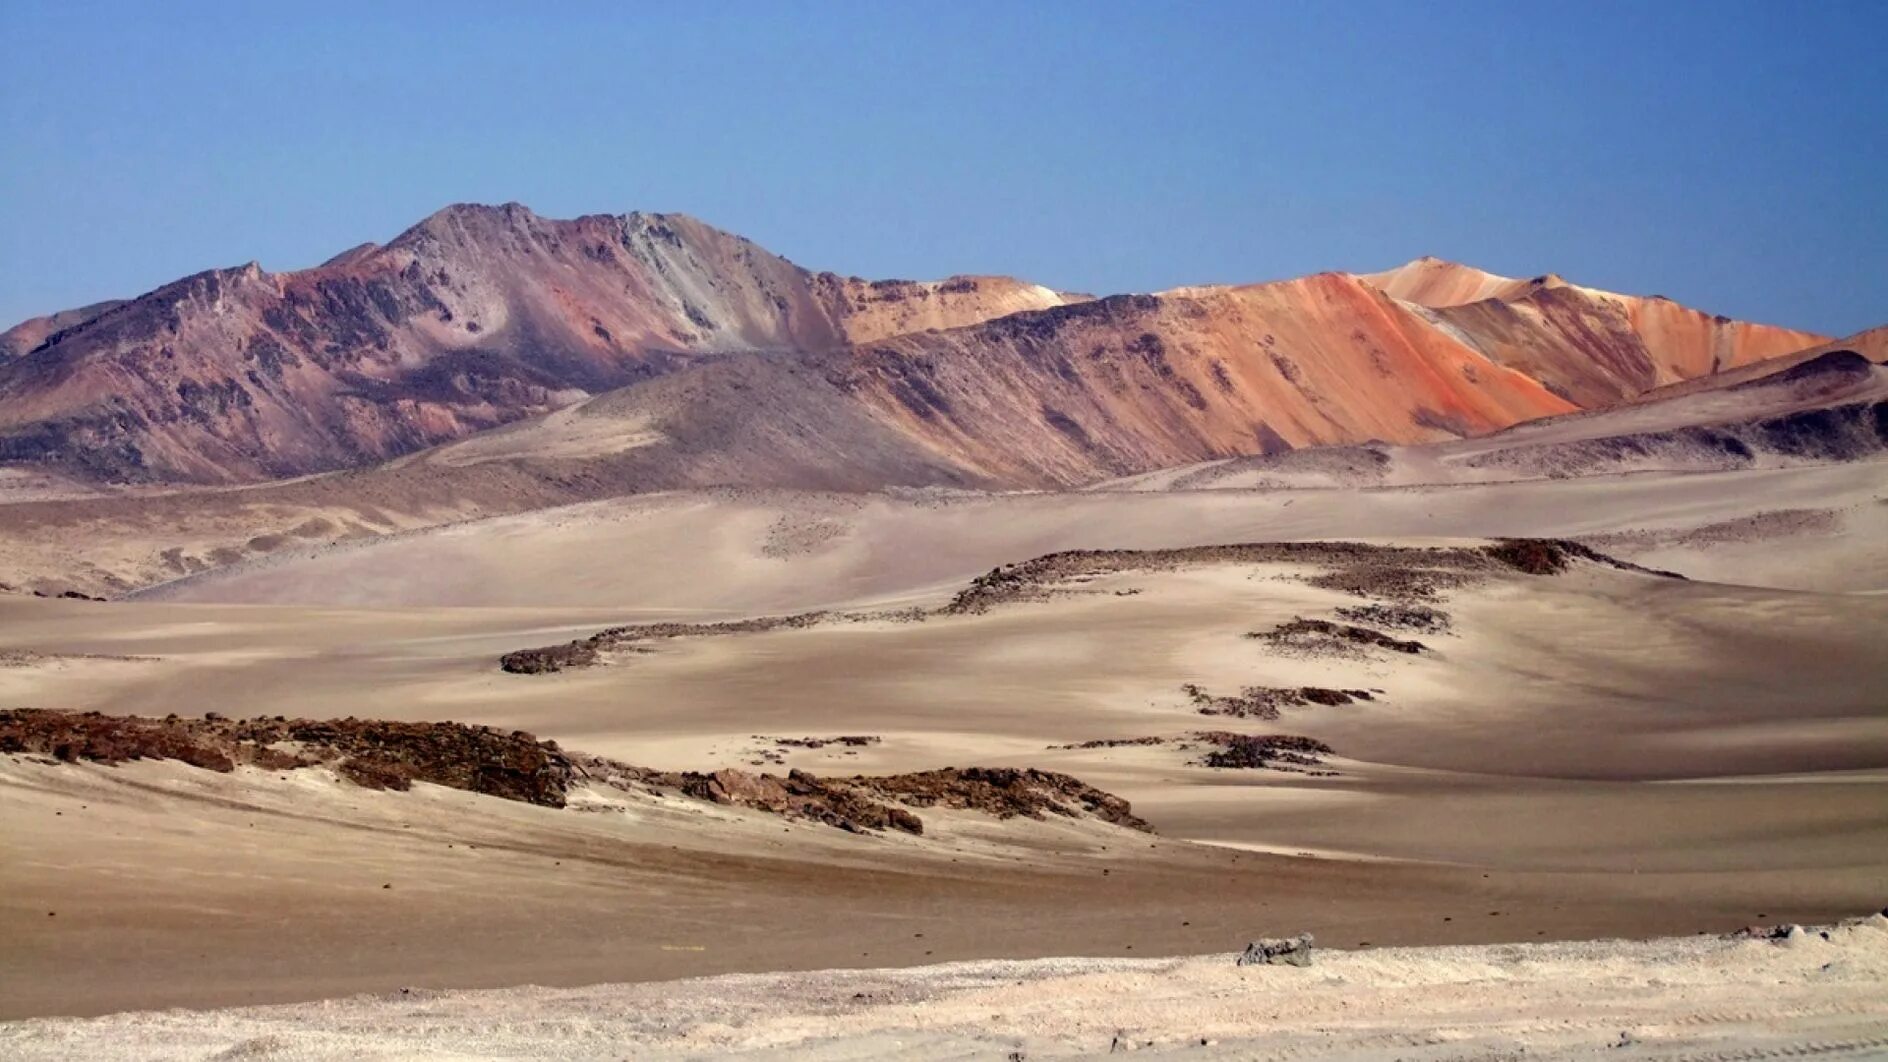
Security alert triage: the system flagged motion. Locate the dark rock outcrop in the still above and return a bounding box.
[1182,683,1374,720]
[1250,618,1428,656]
[856,766,1153,832]
[1194,733,1335,770]
[0,709,574,806]
[3,709,1150,837]
[1237,933,1315,967]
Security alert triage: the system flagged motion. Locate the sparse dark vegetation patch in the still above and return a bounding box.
[1583,509,1842,554]
[1465,398,1887,479]
[1303,562,1479,602]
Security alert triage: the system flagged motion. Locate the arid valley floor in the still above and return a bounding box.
[4,454,1887,1054]
[1,211,1885,1057]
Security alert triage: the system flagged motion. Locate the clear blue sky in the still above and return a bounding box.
[2,1,1882,335]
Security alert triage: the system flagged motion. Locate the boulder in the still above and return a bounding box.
[1237,933,1314,967]
[699,769,793,812]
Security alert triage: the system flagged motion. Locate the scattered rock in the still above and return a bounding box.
[502,611,830,674]
[671,767,925,835]
[504,538,1664,672]
[1183,683,1373,719]
[1483,538,1680,579]
[1237,933,1314,967]
[498,641,598,674]
[0,709,574,806]
[945,542,1523,613]
[1733,923,1809,942]
[859,767,1154,832]
[6,710,1155,840]
[1333,602,1452,634]
[1050,736,1168,750]
[1250,618,1428,656]
[771,735,882,749]
[1194,732,1335,771]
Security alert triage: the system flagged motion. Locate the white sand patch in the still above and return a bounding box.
[5,919,1885,1060]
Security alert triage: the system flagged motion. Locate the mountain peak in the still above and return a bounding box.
[1363,258,1601,310]
[0,203,1082,483]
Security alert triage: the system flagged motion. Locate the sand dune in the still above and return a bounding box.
[4,542,1884,1020]
[6,340,1877,601]
[2,277,1883,1042]
[123,458,1888,611]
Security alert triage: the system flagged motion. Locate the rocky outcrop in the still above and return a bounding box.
[1183,684,1375,720]
[1195,733,1335,770]
[1,708,1150,836]
[0,709,575,805]
[1237,933,1315,967]
[943,539,1667,615]
[672,767,925,835]
[855,766,1152,831]
[501,610,831,674]
[1249,618,1429,656]
[0,300,129,360]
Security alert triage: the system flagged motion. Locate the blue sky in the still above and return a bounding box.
[1,1,1882,334]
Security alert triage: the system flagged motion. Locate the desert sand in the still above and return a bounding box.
[2,330,1884,1047]
[5,919,1887,1059]
[4,499,1885,1022]
[126,459,1888,609]
[3,12,1883,1049]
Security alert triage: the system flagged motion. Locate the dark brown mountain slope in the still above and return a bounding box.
[0,300,133,361]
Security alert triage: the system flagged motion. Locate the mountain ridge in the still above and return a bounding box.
[0,203,1080,482]
[0,204,1858,487]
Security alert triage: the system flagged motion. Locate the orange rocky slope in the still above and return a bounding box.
[826,273,1576,485]
[1365,257,1827,406]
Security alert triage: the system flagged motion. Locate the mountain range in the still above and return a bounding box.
[0,202,1867,489]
